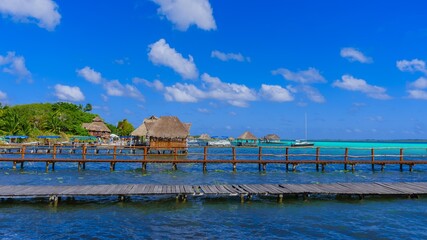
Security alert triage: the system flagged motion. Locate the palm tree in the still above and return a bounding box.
[1,110,21,135]
[20,121,33,136]
[44,112,61,134]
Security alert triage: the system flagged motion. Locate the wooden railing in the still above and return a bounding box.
[1,144,427,172]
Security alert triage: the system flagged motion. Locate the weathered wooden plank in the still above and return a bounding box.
[1,182,427,199]
[261,184,287,194]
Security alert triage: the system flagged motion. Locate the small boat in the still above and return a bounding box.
[187,139,205,146]
[207,139,232,147]
[291,139,314,147]
[292,113,314,147]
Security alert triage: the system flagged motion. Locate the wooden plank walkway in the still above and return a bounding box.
[0,182,426,203]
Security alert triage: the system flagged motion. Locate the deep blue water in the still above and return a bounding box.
[1,141,427,239]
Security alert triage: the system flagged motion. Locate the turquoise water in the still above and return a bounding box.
[1,141,427,239]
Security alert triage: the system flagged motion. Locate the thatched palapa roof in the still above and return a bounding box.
[263,134,280,140]
[82,116,111,133]
[198,133,210,140]
[148,116,190,139]
[237,131,257,140]
[131,116,159,137]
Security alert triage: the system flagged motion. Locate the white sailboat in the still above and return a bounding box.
[291,113,314,147]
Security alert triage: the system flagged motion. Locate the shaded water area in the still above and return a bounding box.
[1,141,427,239]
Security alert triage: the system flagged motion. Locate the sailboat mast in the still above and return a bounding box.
[305,113,307,140]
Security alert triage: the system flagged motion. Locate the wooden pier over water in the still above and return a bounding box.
[0,182,426,204]
[1,145,427,172]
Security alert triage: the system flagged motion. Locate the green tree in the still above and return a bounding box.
[1,110,21,135]
[83,103,92,112]
[44,112,62,134]
[19,121,33,136]
[117,119,134,136]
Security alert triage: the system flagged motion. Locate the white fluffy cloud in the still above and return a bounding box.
[77,66,102,84]
[0,0,61,30]
[133,77,164,91]
[164,73,258,107]
[301,85,326,103]
[408,89,427,100]
[340,48,373,63]
[259,84,293,102]
[201,73,257,107]
[211,50,249,62]
[272,67,326,84]
[76,66,144,100]
[0,51,31,81]
[165,83,203,102]
[410,77,427,89]
[104,80,144,100]
[272,67,326,103]
[148,39,198,80]
[406,77,427,100]
[396,59,427,74]
[153,0,216,31]
[54,84,85,102]
[333,75,390,100]
[0,90,7,100]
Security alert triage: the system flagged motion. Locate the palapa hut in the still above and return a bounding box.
[82,116,111,139]
[147,116,190,149]
[236,131,258,146]
[131,115,159,144]
[198,133,211,140]
[263,134,281,143]
[131,116,191,151]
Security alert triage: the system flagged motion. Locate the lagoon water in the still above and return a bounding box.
[1,141,427,239]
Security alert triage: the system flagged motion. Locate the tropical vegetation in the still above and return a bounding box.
[0,102,133,141]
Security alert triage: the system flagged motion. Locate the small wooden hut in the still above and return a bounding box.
[198,133,211,140]
[236,131,258,146]
[82,116,111,138]
[147,116,190,150]
[131,115,159,144]
[263,134,281,143]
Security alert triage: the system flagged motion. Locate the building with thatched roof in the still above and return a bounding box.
[262,134,281,143]
[198,133,210,140]
[131,116,191,149]
[131,116,159,143]
[236,131,258,146]
[82,116,111,138]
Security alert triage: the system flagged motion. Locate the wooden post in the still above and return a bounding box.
[285,147,289,171]
[203,146,207,172]
[258,147,262,172]
[110,162,115,171]
[142,146,147,171]
[232,147,236,172]
[113,146,117,160]
[21,145,26,160]
[315,147,320,171]
[45,162,50,172]
[172,148,177,170]
[53,145,56,160]
[371,148,375,171]
[344,148,348,170]
[399,148,403,172]
[277,194,283,203]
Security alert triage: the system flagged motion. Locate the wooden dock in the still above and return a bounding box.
[2,145,427,172]
[0,182,426,204]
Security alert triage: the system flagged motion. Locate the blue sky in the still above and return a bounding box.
[1,0,427,139]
